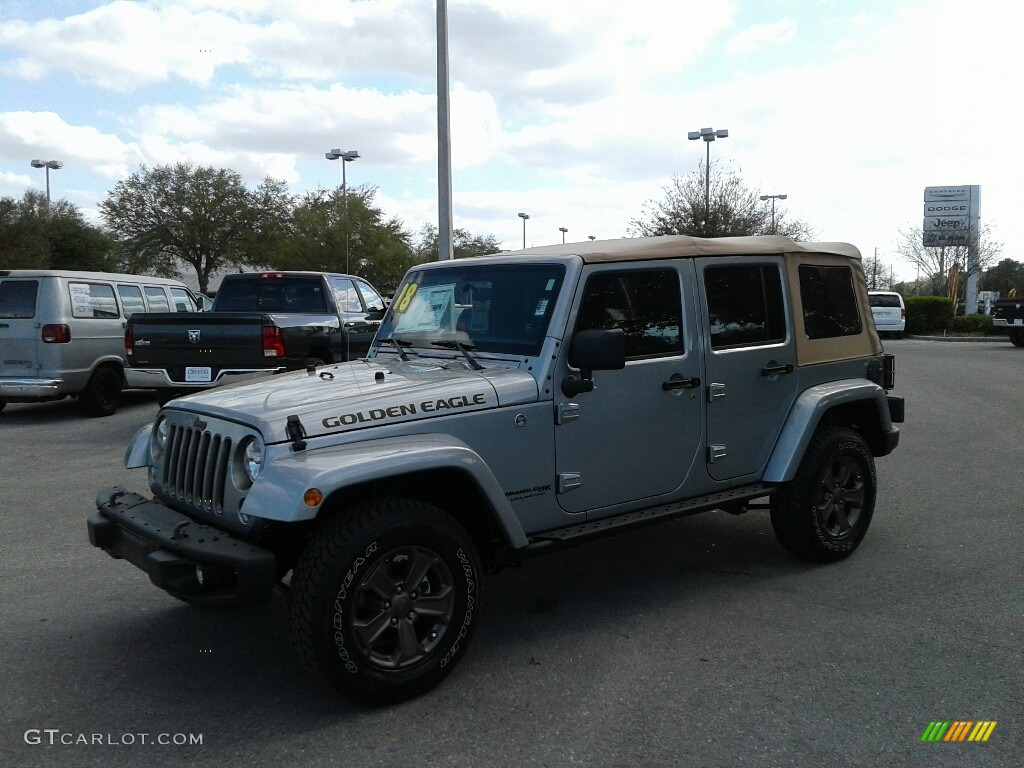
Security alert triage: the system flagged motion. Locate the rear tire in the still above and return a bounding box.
[1009,329,1024,347]
[0,399,6,413]
[289,498,481,704]
[79,367,123,417]
[771,426,876,563]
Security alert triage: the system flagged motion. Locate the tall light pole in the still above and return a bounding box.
[30,159,63,205]
[558,226,568,244]
[436,0,454,261]
[325,149,360,273]
[687,127,728,233]
[518,212,530,249]
[759,193,787,234]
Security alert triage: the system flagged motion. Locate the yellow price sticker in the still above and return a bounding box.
[393,283,418,313]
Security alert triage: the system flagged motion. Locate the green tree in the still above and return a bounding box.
[414,224,501,261]
[99,163,291,293]
[981,257,1024,297]
[0,190,114,271]
[629,161,814,240]
[270,185,417,294]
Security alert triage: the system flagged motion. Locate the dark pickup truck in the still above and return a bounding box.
[991,296,1024,346]
[124,271,386,397]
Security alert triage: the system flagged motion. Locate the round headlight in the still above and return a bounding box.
[152,417,169,460]
[244,438,264,482]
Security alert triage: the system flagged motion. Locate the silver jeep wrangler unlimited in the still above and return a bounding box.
[88,235,904,703]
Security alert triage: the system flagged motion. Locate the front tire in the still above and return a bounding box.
[289,498,481,704]
[771,426,876,563]
[79,366,123,417]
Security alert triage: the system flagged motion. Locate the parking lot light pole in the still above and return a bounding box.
[30,159,63,205]
[759,193,787,234]
[559,226,568,244]
[687,128,728,232]
[325,149,360,273]
[518,212,530,249]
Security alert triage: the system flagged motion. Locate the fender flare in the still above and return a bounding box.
[763,379,893,483]
[242,433,529,548]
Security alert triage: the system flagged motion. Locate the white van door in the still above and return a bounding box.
[0,277,43,382]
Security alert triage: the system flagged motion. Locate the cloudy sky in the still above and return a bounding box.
[1,0,1020,279]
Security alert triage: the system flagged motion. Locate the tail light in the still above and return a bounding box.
[124,325,133,356]
[262,325,285,358]
[901,307,906,320]
[42,324,71,343]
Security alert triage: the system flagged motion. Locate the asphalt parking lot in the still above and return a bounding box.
[1,339,1021,768]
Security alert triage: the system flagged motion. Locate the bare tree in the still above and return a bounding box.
[862,250,895,291]
[896,223,1002,298]
[629,160,814,240]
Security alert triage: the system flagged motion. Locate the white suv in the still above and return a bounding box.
[868,291,906,338]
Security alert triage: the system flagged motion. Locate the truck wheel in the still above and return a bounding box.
[0,399,6,413]
[79,367,123,417]
[289,498,481,704]
[770,426,876,563]
[1010,330,1024,347]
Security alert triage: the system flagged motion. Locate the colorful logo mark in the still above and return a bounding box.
[921,721,997,742]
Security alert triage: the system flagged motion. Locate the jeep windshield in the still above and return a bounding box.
[375,263,565,357]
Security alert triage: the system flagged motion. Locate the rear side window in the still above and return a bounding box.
[575,269,683,359]
[144,286,170,312]
[0,280,38,318]
[704,265,786,349]
[799,265,863,339]
[69,282,119,319]
[117,285,146,318]
[332,278,363,313]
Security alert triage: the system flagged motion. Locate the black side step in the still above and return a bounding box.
[523,483,776,553]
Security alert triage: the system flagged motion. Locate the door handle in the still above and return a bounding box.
[662,376,701,391]
[761,363,794,377]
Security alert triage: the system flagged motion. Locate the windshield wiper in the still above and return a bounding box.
[431,340,484,370]
[377,337,416,361]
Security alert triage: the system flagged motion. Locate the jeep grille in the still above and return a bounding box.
[158,423,233,516]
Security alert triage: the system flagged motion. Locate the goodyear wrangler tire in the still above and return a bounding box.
[770,426,876,563]
[289,498,481,704]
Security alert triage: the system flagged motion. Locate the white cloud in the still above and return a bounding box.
[726,19,798,55]
[0,112,138,178]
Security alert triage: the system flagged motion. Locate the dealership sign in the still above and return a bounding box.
[923,185,979,247]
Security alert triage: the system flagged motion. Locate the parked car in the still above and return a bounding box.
[124,271,386,401]
[0,270,200,416]
[868,291,906,338]
[89,235,904,703]
[991,296,1024,346]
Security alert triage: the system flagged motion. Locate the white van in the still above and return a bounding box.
[0,270,199,416]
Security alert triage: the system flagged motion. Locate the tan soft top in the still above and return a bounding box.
[503,235,862,263]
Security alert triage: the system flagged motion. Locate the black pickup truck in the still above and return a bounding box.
[124,271,387,397]
[991,296,1024,346]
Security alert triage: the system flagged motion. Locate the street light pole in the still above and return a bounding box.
[759,193,787,234]
[30,159,63,205]
[686,127,728,233]
[325,149,360,273]
[518,212,530,249]
[559,226,568,244]
[436,0,454,261]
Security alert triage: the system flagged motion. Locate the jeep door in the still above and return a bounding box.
[696,258,798,482]
[554,264,702,515]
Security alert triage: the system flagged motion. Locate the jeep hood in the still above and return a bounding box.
[164,357,538,443]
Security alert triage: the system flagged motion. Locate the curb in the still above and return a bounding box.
[905,335,1008,343]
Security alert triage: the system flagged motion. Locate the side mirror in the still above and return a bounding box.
[562,328,625,397]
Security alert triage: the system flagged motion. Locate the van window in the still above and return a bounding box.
[869,293,903,308]
[144,286,171,312]
[0,279,38,318]
[69,282,120,319]
[170,287,197,312]
[117,284,147,318]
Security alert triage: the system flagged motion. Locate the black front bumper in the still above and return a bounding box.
[88,487,276,606]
